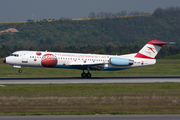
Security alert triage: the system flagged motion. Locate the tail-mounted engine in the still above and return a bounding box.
[110,57,134,66]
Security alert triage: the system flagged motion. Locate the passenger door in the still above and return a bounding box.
[22,52,28,63]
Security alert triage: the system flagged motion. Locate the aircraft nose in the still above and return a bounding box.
[3,58,6,63]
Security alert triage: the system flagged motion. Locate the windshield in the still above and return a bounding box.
[10,54,19,57]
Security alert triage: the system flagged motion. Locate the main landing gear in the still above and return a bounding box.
[81,70,91,78]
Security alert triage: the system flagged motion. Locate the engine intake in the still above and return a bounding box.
[110,57,134,66]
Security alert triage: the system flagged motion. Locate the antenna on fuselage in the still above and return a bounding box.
[45,50,48,52]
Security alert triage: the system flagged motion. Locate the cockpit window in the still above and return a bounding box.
[10,54,19,57]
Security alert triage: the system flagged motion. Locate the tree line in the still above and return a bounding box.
[0,6,180,58]
[88,10,150,18]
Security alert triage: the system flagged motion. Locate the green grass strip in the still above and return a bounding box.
[0,83,180,115]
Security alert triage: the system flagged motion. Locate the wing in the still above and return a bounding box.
[69,62,106,70]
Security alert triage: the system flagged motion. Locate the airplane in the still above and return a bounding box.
[3,40,167,78]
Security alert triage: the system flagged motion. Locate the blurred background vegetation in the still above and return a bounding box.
[0,6,180,58]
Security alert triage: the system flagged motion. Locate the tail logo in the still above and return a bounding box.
[147,47,155,53]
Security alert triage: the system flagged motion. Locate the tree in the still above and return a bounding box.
[88,12,96,19]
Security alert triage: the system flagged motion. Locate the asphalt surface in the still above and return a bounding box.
[0,76,180,84]
[0,115,180,120]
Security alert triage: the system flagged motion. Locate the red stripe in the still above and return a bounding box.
[147,40,167,47]
[135,53,154,59]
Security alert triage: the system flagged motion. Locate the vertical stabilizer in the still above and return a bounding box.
[135,40,167,59]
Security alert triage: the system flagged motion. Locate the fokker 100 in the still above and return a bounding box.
[3,40,167,78]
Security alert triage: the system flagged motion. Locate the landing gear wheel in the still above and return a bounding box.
[87,73,91,78]
[18,70,22,73]
[81,72,87,78]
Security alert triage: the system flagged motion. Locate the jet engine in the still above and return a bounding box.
[110,57,134,66]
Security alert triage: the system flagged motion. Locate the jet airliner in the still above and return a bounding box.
[3,40,167,78]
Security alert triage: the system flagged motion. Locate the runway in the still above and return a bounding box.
[0,115,180,120]
[0,76,180,84]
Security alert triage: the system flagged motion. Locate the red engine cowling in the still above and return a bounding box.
[41,54,57,67]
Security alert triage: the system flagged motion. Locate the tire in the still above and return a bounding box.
[87,73,91,78]
[18,70,22,73]
[81,73,86,78]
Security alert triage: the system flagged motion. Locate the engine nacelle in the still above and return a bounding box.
[110,57,134,66]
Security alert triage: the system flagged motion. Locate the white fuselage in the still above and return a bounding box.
[5,51,156,71]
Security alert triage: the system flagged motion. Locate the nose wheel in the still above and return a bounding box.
[18,69,22,73]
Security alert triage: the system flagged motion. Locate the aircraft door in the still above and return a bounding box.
[22,52,28,63]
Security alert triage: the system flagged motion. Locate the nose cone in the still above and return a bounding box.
[3,58,6,63]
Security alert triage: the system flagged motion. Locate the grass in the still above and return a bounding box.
[0,83,180,115]
[0,58,180,77]
[0,58,180,115]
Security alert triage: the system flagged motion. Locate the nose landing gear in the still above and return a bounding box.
[18,69,22,73]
